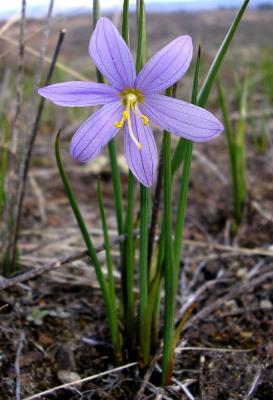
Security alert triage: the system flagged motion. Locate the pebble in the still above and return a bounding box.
[57,370,81,384]
[260,299,272,309]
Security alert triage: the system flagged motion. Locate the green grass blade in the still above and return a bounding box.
[173,47,200,294]
[97,179,117,316]
[236,73,248,207]
[171,138,188,176]
[122,0,129,44]
[92,0,104,83]
[198,0,249,107]
[55,131,122,361]
[217,80,240,223]
[172,0,249,175]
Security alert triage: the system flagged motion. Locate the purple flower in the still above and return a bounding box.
[38,17,223,187]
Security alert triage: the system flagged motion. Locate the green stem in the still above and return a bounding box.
[124,171,135,350]
[92,0,103,83]
[107,141,124,238]
[93,0,124,245]
[139,185,149,328]
[120,0,136,351]
[136,0,151,365]
[122,0,129,43]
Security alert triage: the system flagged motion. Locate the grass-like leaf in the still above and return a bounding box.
[172,0,250,175]
[55,131,122,362]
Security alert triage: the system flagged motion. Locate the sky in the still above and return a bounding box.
[1,0,273,17]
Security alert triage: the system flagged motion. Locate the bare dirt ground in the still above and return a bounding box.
[1,8,273,400]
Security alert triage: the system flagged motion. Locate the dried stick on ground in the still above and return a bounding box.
[0,34,88,81]
[12,0,26,154]
[7,29,66,271]
[15,331,25,400]
[243,363,267,400]
[33,0,54,92]
[23,362,137,400]
[183,267,273,332]
[135,354,161,400]
[0,230,139,291]
[0,0,26,275]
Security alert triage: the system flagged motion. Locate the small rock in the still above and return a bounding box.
[224,300,238,312]
[265,342,273,357]
[236,267,248,279]
[260,299,272,309]
[57,370,81,384]
[38,333,54,346]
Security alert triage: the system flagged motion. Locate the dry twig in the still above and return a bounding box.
[15,331,25,400]
[243,364,266,400]
[23,361,137,400]
[7,29,66,270]
[0,230,138,291]
[183,268,273,332]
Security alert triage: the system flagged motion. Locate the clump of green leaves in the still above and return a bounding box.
[217,73,249,226]
[54,0,249,385]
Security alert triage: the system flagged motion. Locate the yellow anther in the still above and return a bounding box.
[114,121,124,128]
[141,114,149,126]
[114,110,129,129]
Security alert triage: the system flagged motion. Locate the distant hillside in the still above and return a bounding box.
[1,0,273,19]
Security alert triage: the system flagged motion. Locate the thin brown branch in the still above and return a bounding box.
[0,230,139,291]
[12,0,26,154]
[183,239,273,258]
[183,268,273,332]
[15,331,25,400]
[7,29,66,271]
[33,0,55,96]
[0,34,88,81]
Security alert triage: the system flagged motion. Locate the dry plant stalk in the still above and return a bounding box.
[0,16,65,274]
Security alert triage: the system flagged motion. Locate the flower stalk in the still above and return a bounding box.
[162,87,175,384]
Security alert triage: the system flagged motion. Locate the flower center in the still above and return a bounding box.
[114,89,149,151]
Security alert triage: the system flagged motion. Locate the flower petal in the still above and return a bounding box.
[141,95,224,141]
[124,113,158,187]
[89,17,136,91]
[70,101,123,162]
[135,36,192,94]
[38,81,119,107]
